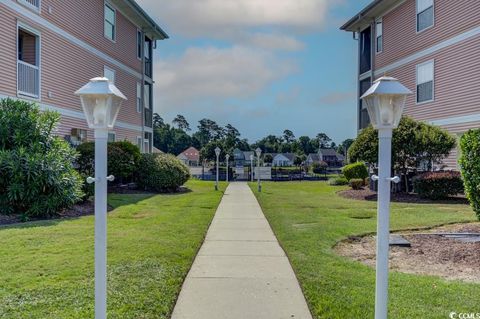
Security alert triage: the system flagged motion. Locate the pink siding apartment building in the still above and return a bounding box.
[0,0,168,152]
[341,0,480,168]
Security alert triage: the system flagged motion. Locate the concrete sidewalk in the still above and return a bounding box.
[171,182,312,319]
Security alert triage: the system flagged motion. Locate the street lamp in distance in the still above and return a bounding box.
[250,154,254,182]
[255,148,262,192]
[75,77,127,319]
[361,76,411,319]
[226,154,230,182]
[215,147,221,191]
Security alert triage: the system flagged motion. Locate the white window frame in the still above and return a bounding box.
[104,66,115,83]
[136,82,142,113]
[144,138,150,153]
[416,59,435,105]
[375,18,383,54]
[416,0,434,33]
[136,136,143,152]
[144,82,151,109]
[108,132,116,143]
[104,2,116,42]
[16,21,41,101]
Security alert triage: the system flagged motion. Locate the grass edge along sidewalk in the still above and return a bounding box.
[250,181,478,319]
[0,180,225,319]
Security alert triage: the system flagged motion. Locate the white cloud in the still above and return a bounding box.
[241,33,305,51]
[154,46,297,111]
[137,0,331,37]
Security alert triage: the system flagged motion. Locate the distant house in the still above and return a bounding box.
[177,147,200,167]
[233,148,254,167]
[272,153,296,167]
[307,149,344,167]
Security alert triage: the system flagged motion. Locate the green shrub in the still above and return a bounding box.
[312,161,328,174]
[413,171,463,200]
[328,176,348,186]
[460,130,480,219]
[76,140,140,184]
[342,162,369,181]
[0,99,83,217]
[349,178,364,190]
[137,154,190,192]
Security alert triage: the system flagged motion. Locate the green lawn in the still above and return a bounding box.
[250,181,478,319]
[0,180,225,319]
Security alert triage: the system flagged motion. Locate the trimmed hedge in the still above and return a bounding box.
[76,141,141,184]
[349,178,364,190]
[342,162,368,181]
[137,154,190,192]
[413,171,463,200]
[312,161,328,174]
[459,130,480,219]
[0,99,83,217]
[328,176,348,186]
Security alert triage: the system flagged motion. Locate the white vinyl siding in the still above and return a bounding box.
[416,60,434,103]
[416,0,434,32]
[104,3,116,41]
[375,18,383,53]
[104,66,115,83]
[136,82,142,113]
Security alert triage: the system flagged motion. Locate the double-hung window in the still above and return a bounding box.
[417,0,434,32]
[104,3,116,41]
[376,18,383,53]
[136,82,142,113]
[416,60,434,103]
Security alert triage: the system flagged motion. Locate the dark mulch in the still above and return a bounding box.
[338,188,469,205]
[336,223,480,283]
[0,201,115,227]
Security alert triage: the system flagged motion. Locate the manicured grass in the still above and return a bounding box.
[250,182,478,319]
[0,180,225,318]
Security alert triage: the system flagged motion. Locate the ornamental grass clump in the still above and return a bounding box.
[0,99,83,217]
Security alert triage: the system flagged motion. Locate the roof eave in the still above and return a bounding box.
[340,0,402,32]
[123,0,169,40]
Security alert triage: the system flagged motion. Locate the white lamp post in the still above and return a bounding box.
[361,76,411,319]
[250,154,254,182]
[255,148,262,192]
[215,147,221,191]
[226,154,230,182]
[75,77,127,319]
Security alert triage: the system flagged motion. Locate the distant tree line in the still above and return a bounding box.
[153,113,351,162]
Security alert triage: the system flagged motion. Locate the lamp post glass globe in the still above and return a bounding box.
[360,76,411,130]
[75,77,127,129]
[361,76,411,319]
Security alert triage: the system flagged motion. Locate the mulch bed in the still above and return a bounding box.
[335,223,480,283]
[0,200,100,227]
[338,188,469,205]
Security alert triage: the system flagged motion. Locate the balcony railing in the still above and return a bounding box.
[18,0,40,10]
[18,60,40,98]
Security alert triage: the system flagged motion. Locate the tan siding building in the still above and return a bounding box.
[341,0,480,168]
[0,0,168,152]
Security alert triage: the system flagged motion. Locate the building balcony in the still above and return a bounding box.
[17,60,40,99]
[18,0,40,11]
[144,108,153,128]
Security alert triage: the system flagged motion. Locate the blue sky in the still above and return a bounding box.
[137,0,372,144]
